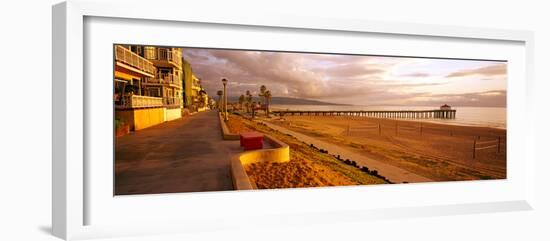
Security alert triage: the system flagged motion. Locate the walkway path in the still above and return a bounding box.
[115,111,241,195]
[261,121,433,183]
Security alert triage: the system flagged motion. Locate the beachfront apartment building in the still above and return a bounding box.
[191,74,201,109]
[192,75,210,112]
[114,45,185,131]
[114,45,211,132]
[114,45,157,100]
[142,46,184,120]
[114,45,164,131]
[182,59,194,108]
[182,58,210,112]
[197,89,209,112]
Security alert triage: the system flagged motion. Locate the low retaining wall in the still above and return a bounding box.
[164,107,182,122]
[219,113,240,140]
[115,107,165,131]
[116,107,185,131]
[231,134,290,190]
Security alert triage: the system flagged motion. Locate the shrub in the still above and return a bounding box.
[361,167,370,173]
[114,118,125,129]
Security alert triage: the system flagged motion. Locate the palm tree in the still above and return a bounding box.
[264,90,272,117]
[245,90,252,113]
[238,94,245,111]
[216,90,223,110]
[259,85,269,115]
[259,85,267,105]
[260,85,267,94]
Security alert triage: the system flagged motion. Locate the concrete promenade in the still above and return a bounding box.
[115,110,241,195]
[261,121,433,183]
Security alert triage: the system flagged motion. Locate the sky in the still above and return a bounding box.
[183,48,507,107]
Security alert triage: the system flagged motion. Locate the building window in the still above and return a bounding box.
[147,87,161,97]
[129,46,143,56]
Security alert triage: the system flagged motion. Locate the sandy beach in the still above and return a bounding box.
[226,114,388,189]
[266,115,506,182]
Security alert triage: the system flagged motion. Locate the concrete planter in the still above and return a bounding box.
[231,134,290,190]
[219,113,240,140]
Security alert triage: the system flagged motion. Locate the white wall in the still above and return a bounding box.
[164,108,182,122]
[0,0,548,240]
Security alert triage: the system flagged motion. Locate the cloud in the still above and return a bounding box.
[400,72,430,78]
[316,62,385,79]
[381,82,447,88]
[446,63,507,78]
[184,49,387,100]
[411,90,507,107]
[181,48,507,107]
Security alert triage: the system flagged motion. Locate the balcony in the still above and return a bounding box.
[114,45,156,77]
[163,97,182,108]
[143,73,182,88]
[115,95,164,109]
[144,48,182,68]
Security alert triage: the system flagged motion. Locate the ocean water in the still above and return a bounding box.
[270,105,506,129]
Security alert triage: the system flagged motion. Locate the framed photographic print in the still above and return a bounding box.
[52,0,535,240]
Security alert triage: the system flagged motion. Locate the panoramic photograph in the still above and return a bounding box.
[113,45,507,195]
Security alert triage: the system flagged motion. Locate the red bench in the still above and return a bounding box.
[240,132,264,150]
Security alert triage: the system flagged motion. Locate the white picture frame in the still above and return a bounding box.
[52,0,535,240]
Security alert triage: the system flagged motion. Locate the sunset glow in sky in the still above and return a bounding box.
[183,48,507,107]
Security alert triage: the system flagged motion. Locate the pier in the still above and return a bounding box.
[272,109,456,119]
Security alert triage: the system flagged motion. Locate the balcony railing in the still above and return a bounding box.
[144,48,182,66]
[115,95,164,109]
[143,73,182,87]
[163,97,182,108]
[115,46,156,75]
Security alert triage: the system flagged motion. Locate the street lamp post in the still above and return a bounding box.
[222,78,228,121]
